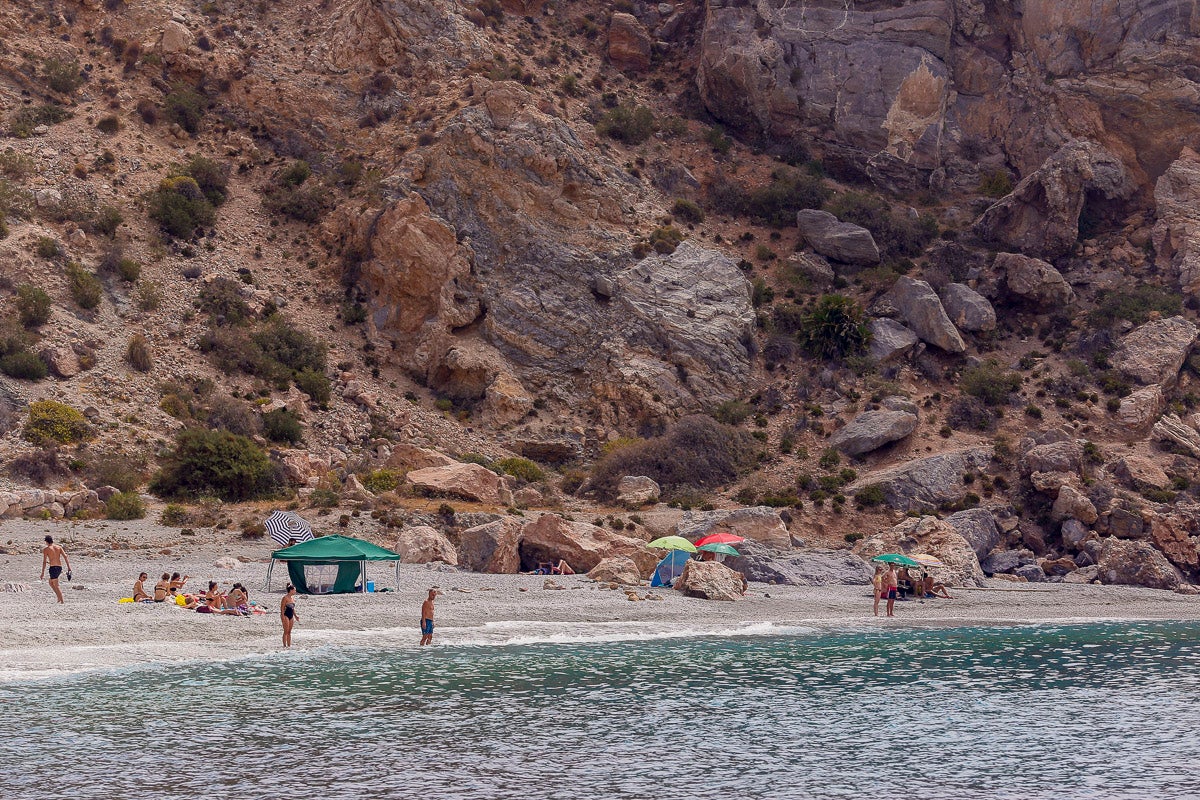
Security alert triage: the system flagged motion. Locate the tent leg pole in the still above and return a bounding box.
[362,560,366,593]
[264,560,274,592]
[396,561,400,591]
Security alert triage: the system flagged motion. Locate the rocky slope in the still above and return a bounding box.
[2,0,1200,592]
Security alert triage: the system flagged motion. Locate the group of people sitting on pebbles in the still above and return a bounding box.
[128,572,263,616]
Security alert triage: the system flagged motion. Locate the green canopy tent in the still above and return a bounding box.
[265,535,402,594]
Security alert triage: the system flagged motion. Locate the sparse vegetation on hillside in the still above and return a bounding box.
[150,428,282,502]
[23,400,93,445]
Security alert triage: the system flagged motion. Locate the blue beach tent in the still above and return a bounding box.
[650,549,692,587]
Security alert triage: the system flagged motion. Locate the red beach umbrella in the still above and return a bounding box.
[693,532,746,547]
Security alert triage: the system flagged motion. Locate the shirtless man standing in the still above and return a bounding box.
[40,535,71,604]
[419,589,437,646]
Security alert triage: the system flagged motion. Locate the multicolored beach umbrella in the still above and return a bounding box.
[265,510,314,547]
[910,553,945,568]
[648,536,698,553]
[694,532,746,547]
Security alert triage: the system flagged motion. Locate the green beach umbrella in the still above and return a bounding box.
[871,553,921,567]
[697,542,741,557]
[648,536,698,553]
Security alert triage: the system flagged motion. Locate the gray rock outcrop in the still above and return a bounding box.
[676,506,791,549]
[616,476,660,508]
[795,210,881,265]
[1153,147,1200,295]
[846,447,993,512]
[725,541,873,586]
[881,276,966,353]
[975,140,1132,259]
[829,410,918,456]
[940,283,996,332]
[944,508,1000,560]
[1152,414,1200,459]
[1097,538,1182,590]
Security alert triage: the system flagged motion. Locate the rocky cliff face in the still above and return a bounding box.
[699,0,1200,191]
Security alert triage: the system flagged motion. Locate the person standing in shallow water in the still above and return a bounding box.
[280,584,298,648]
[40,535,71,604]
[420,589,437,646]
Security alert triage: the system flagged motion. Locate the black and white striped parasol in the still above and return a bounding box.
[265,510,314,547]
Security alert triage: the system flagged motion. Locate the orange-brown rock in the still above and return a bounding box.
[458,518,523,573]
[406,463,513,506]
[519,514,653,573]
[608,12,651,71]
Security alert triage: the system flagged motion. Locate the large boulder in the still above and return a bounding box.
[881,276,965,353]
[1097,538,1182,590]
[675,506,790,549]
[998,252,1075,306]
[386,445,458,471]
[975,140,1132,259]
[394,526,458,566]
[980,548,1036,575]
[458,518,523,573]
[846,447,993,512]
[939,283,996,332]
[829,410,918,456]
[1111,316,1198,387]
[1020,440,1083,476]
[943,508,1000,560]
[674,560,744,601]
[1148,515,1200,579]
[519,514,652,573]
[1152,147,1200,295]
[616,476,660,508]
[725,541,873,586]
[607,12,652,71]
[587,556,643,586]
[406,463,513,506]
[855,515,985,587]
[1113,456,1171,493]
[868,318,919,363]
[795,210,881,265]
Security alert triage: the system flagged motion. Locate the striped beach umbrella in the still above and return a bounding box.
[265,510,314,547]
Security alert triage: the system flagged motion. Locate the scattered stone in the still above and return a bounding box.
[1111,316,1198,387]
[940,283,996,332]
[1152,414,1200,459]
[1097,538,1182,590]
[616,476,661,508]
[795,209,881,265]
[1052,485,1098,525]
[1117,386,1165,429]
[1012,563,1047,582]
[607,12,652,71]
[868,318,919,363]
[1114,456,1171,492]
[1060,519,1092,550]
[406,463,513,506]
[543,578,566,590]
[998,252,1075,306]
[213,557,241,570]
[458,518,523,573]
[785,252,835,290]
[587,556,642,586]
[394,525,458,566]
[829,409,918,456]
[674,560,744,601]
[880,276,965,353]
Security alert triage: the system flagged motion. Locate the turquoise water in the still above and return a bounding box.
[3,621,1200,799]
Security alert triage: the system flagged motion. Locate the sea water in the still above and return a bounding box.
[3,621,1199,800]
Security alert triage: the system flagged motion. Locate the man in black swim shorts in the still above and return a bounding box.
[40,535,71,604]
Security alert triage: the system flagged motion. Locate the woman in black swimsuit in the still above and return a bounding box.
[280,584,298,648]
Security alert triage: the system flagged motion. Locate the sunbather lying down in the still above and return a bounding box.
[531,560,575,575]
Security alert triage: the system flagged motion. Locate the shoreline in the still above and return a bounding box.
[3,519,1200,682]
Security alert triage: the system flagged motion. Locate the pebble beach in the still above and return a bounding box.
[3,518,1200,680]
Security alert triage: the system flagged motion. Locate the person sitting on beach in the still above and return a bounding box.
[533,562,553,575]
[132,572,152,602]
[551,559,575,576]
[226,583,248,614]
[170,588,200,609]
[153,573,171,602]
[197,581,241,615]
[897,568,917,598]
[169,572,189,591]
[922,575,953,599]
